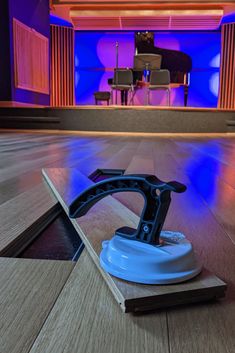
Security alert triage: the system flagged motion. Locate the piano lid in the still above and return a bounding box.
[135,32,192,73]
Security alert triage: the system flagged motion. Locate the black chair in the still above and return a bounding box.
[111,69,136,105]
[147,70,171,106]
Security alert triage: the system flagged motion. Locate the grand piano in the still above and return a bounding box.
[135,31,192,106]
[109,32,192,106]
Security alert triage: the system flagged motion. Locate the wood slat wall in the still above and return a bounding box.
[50,25,74,106]
[13,18,49,94]
[218,23,235,110]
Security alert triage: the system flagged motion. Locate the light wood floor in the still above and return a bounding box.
[1,129,235,353]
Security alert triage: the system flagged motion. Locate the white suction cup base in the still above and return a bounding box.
[100,231,202,284]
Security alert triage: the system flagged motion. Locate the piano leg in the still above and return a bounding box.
[184,85,189,107]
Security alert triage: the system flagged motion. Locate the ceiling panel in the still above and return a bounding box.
[54,0,234,3]
[171,15,222,29]
[52,0,235,30]
[71,10,223,30]
[121,17,170,30]
[72,17,121,30]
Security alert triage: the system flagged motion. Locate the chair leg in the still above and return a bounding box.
[124,91,128,105]
[167,89,171,106]
[111,89,113,105]
[132,87,136,106]
[147,90,150,105]
[129,89,134,105]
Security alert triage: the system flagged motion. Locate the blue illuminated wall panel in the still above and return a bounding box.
[75,31,221,107]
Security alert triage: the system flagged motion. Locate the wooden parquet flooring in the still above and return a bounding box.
[1,130,235,353]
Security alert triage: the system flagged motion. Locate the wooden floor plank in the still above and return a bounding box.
[147,141,235,353]
[0,136,113,205]
[42,168,226,313]
[0,182,59,256]
[175,138,235,169]
[62,137,126,175]
[0,141,109,183]
[0,257,74,353]
[112,139,155,215]
[0,170,42,206]
[167,298,235,353]
[161,140,235,245]
[28,250,169,353]
[102,140,141,167]
[173,139,235,189]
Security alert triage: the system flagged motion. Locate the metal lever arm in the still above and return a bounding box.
[69,174,186,245]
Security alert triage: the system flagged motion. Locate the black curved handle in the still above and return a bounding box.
[69,174,186,245]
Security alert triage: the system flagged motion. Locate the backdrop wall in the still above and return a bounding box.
[75,31,220,107]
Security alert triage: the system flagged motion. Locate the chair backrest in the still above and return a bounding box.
[113,69,133,86]
[150,70,170,86]
[134,54,162,71]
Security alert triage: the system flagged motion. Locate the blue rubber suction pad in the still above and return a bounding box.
[100,231,202,284]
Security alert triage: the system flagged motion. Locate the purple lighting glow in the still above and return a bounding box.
[75,31,221,107]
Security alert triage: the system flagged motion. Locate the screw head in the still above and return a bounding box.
[142,224,150,233]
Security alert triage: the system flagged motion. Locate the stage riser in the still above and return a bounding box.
[0,108,235,133]
[227,120,235,133]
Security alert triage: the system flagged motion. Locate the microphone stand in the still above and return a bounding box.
[115,41,119,104]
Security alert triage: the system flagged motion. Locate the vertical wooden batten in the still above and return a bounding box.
[218,23,235,110]
[50,25,74,106]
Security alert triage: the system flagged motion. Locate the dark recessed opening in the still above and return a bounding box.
[18,169,125,261]
[89,168,125,182]
[18,210,84,261]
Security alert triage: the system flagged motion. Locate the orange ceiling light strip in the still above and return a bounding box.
[72,16,222,30]
[69,4,226,10]
[70,9,223,17]
[55,0,234,4]
[71,9,223,30]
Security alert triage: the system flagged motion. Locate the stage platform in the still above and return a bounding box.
[0,105,235,133]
